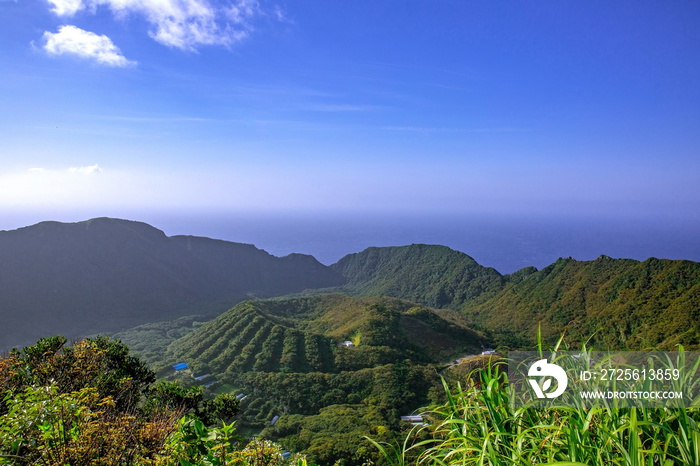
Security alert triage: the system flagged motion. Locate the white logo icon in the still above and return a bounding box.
[528,359,568,399]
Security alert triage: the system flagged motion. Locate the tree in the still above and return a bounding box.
[0,335,295,465]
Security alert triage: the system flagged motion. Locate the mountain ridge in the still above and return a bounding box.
[461,255,700,349]
[0,217,343,348]
[3,217,699,351]
[331,244,505,308]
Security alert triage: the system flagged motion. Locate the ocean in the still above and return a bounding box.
[140,211,700,274]
[3,210,698,275]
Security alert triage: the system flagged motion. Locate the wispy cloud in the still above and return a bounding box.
[46,0,265,51]
[68,164,102,174]
[1,165,109,208]
[302,103,387,113]
[271,5,291,23]
[216,84,339,101]
[83,114,213,123]
[382,126,530,133]
[43,25,136,67]
[24,165,103,175]
[226,0,259,24]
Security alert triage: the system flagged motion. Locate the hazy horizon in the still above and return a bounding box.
[2,210,699,275]
[1,1,698,264]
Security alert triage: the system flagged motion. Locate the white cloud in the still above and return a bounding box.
[226,0,259,24]
[46,0,262,51]
[68,164,102,174]
[0,165,254,210]
[271,5,290,23]
[43,25,136,67]
[47,0,83,15]
[1,166,109,208]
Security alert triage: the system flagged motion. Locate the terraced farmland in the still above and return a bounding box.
[169,303,338,375]
[167,294,484,378]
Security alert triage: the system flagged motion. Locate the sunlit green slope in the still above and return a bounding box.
[168,294,485,376]
[463,256,700,349]
[328,245,700,350]
[331,244,505,308]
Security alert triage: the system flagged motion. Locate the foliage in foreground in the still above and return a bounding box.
[0,335,303,465]
[370,346,700,466]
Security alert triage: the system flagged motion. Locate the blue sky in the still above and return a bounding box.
[1,1,699,228]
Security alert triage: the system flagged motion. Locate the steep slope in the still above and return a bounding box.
[0,218,343,348]
[463,256,700,349]
[167,294,485,376]
[331,244,505,308]
[163,293,484,448]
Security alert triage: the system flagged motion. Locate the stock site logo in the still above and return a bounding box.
[528,359,568,399]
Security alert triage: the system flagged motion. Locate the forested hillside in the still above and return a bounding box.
[4,216,698,353]
[168,294,483,374]
[329,246,700,350]
[157,294,483,464]
[332,244,505,308]
[462,256,700,349]
[0,218,343,349]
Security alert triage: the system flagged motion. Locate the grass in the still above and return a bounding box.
[368,337,700,465]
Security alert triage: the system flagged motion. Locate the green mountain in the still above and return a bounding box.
[168,294,484,376]
[5,216,699,354]
[0,218,343,348]
[331,244,505,309]
[327,246,699,350]
[159,294,483,463]
[463,256,700,349]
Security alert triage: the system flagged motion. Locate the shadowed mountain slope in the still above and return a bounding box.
[5,217,699,352]
[0,218,343,348]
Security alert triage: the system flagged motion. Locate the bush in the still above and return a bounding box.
[0,335,302,466]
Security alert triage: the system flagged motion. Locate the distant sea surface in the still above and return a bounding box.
[3,211,699,275]
[143,211,700,275]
